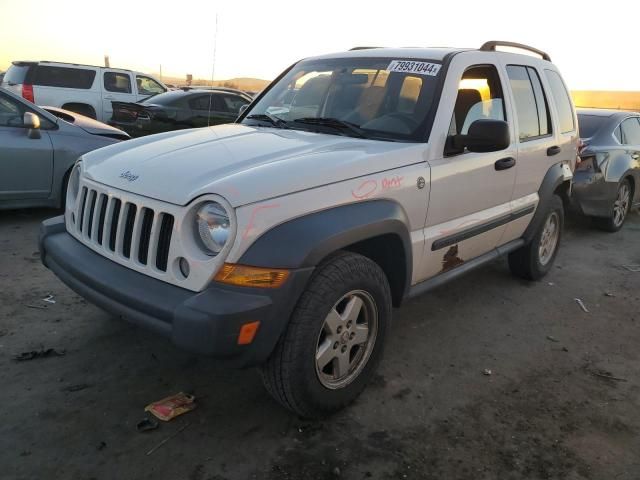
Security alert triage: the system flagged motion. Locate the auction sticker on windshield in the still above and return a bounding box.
[387,60,441,76]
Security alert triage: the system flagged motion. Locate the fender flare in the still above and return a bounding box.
[523,162,570,243]
[238,199,413,289]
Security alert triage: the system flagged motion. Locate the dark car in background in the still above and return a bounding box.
[572,109,640,231]
[109,87,252,137]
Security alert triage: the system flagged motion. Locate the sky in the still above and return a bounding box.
[0,0,638,91]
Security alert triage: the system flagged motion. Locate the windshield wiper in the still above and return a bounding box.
[293,117,368,138]
[246,113,288,128]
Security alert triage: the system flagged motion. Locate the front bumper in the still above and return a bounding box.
[39,216,313,367]
[570,171,616,218]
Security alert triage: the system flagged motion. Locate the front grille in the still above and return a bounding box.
[72,186,174,272]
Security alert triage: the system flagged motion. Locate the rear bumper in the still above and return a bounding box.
[570,171,616,217]
[108,119,169,137]
[39,216,313,366]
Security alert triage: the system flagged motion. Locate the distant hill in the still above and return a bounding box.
[156,75,271,92]
[571,91,640,112]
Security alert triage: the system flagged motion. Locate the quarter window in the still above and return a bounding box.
[620,117,640,145]
[104,72,132,93]
[507,65,551,141]
[545,70,575,133]
[32,66,96,89]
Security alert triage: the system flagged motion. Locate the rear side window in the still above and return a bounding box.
[545,70,575,133]
[620,117,640,145]
[33,66,96,89]
[577,114,607,139]
[104,72,132,93]
[507,65,551,141]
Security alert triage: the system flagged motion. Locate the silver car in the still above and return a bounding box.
[0,87,129,210]
[572,109,640,231]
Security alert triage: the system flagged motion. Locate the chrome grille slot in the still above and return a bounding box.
[96,194,108,245]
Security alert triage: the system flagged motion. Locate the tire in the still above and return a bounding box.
[592,178,632,233]
[509,194,564,280]
[260,251,392,418]
[62,103,96,119]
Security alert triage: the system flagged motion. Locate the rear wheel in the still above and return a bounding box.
[593,178,632,232]
[260,251,391,418]
[509,194,564,280]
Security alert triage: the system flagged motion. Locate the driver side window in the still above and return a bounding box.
[449,65,506,138]
[0,94,26,127]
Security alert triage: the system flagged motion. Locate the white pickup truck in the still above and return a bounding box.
[1,61,167,122]
[40,42,578,418]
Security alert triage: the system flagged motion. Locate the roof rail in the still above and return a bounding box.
[349,46,381,51]
[479,41,551,61]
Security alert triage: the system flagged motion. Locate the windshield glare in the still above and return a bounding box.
[243,57,442,141]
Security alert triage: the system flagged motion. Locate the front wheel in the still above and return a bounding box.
[593,178,632,232]
[260,251,391,418]
[509,194,564,280]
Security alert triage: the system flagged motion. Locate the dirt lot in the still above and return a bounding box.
[1,208,639,480]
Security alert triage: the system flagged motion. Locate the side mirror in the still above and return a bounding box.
[451,119,509,154]
[23,112,41,139]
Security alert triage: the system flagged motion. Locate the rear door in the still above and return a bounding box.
[102,71,136,122]
[0,92,54,200]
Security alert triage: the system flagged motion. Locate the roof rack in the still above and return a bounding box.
[349,46,381,51]
[479,41,551,61]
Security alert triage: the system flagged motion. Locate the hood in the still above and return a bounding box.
[81,124,425,206]
[42,107,129,138]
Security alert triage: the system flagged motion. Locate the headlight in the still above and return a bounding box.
[195,202,231,255]
[66,161,82,209]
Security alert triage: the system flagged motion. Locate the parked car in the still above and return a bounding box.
[572,109,640,231]
[0,87,129,210]
[40,41,578,417]
[109,88,252,136]
[1,61,167,123]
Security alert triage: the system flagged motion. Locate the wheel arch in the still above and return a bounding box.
[523,162,571,244]
[238,200,413,306]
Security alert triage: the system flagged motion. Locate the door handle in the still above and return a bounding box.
[547,145,561,156]
[495,157,516,171]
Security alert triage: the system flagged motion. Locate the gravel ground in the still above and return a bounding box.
[1,208,639,480]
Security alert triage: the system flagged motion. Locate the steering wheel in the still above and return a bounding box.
[385,112,419,130]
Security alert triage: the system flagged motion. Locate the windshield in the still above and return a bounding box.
[242,57,443,141]
[577,114,607,139]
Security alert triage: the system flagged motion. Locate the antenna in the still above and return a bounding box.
[207,13,219,127]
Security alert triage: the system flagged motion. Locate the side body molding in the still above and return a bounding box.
[239,199,413,284]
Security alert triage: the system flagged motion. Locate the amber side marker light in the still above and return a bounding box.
[214,263,290,288]
[238,321,261,345]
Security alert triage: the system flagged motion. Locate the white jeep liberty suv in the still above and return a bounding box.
[40,41,578,417]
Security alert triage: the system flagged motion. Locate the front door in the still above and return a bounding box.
[0,92,53,200]
[418,59,518,280]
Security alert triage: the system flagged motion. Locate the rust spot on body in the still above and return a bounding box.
[441,245,464,272]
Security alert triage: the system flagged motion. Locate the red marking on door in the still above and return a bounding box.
[382,176,403,190]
